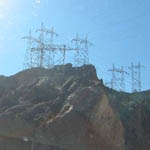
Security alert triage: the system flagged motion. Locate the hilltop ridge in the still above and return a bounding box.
[0,64,149,150]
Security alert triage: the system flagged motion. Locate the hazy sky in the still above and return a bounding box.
[0,0,150,92]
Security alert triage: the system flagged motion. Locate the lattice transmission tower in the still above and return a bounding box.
[23,23,93,69]
[22,29,38,69]
[23,23,59,68]
[44,26,59,68]
[106,64,116,89]
[107,64,129,91]
[118,66,129,91]
[128,62,145,92]
[35,23,59,68]
[71,34,92,66]
[81,35,93,65]
[56,44,77,65]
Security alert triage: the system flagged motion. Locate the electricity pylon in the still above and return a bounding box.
[80,35,93,65]
[35,22,52,67]
[108,64,117,89]
[108,64,129,91]
[72,34,92,66]
[23,23,59,68]
[56,44,76,65]
[46,26,59,44]
[23,23,93,69]
[71,33,82,66]
[118,66,129,91]
[22,29,37,68]
[45,26,59,67]
[128,62,145,92]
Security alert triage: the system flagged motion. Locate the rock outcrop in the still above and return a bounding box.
[0,64,149,150]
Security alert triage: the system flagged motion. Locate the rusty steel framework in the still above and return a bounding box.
[128,62,145,93]
[23,23,92,69]
[107,64,129,91]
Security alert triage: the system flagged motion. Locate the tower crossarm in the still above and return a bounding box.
[80,35,93,46]
[71,33,81,44]
[46,27,59,36]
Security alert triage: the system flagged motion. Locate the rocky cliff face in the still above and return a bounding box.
[0,64,149,150]
[106,89,150,150]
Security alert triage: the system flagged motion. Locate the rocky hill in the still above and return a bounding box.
[0,64,149,150]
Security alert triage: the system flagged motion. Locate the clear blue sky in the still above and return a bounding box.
[0,0,150,92]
